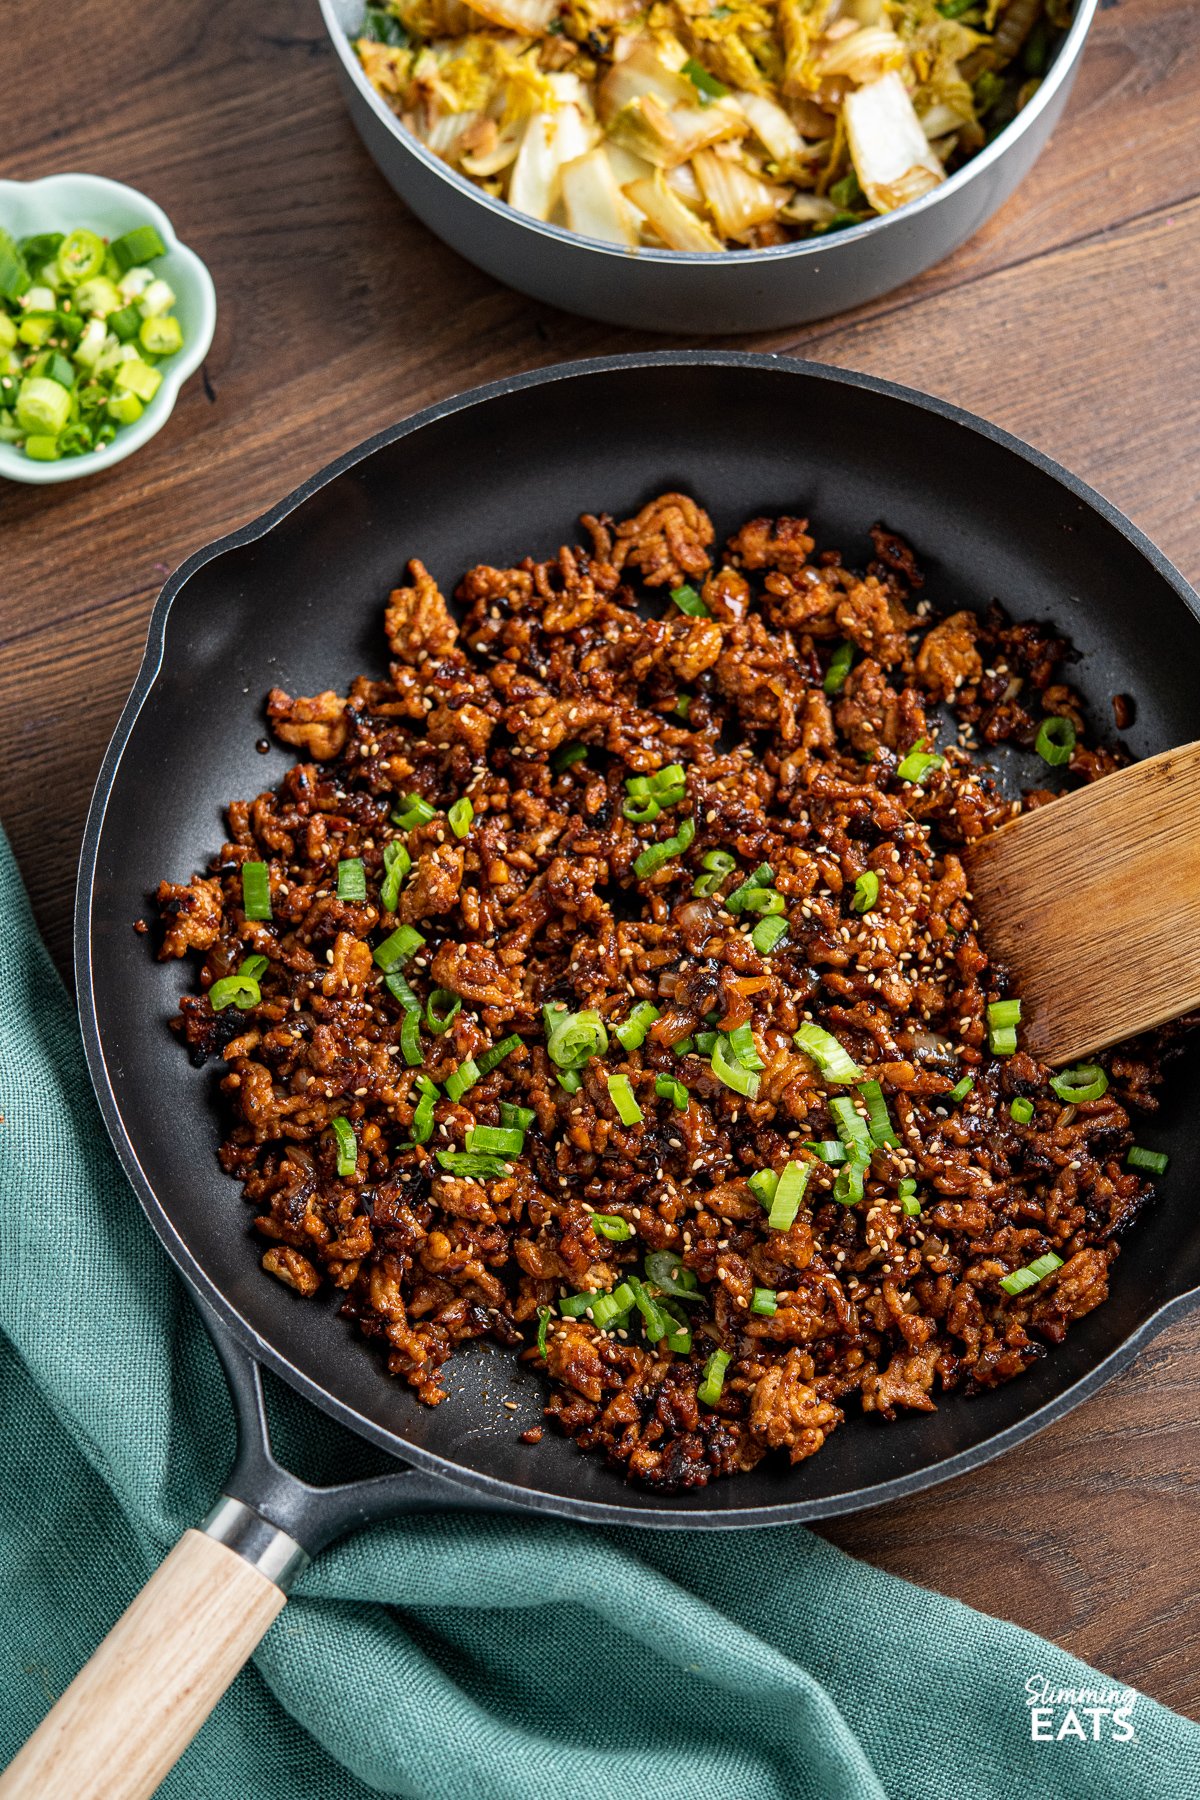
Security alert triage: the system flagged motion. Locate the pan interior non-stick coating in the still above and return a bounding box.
[82,357,1200,1522]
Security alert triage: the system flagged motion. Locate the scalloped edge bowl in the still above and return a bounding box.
[0,172,216,485]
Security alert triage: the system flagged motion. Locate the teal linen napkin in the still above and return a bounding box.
[1,825,1196,1800]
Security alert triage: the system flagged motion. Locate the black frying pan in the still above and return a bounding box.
[11,353,1199,1796]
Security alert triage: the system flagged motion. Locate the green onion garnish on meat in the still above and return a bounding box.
[633,813,695,879]
[391,793,437,830]
[447,797,474,838]
[896,739,944,783]
[337,857,367,902]
[330,1116,358,1177]
[380,840,411,912]
[1049,1063,1108,1103]
[614,1001,659,1050]
[241,860,272,920]
[590,1212,633,1241]
[948,1076,974,1102]
[793,1022,862,1083]
[751,1287,777,1316]
[374,924,425,970]
[1127,1145,1168,1175]
[606,1073,644,1125]
[1010,1097,1034,1123]
[400,1007,423,1066]
[851,870,879,913]
[823,640,855,695]
[547,1008,608,1069]
[424,987,461,1033]
[670,583,709,617]
[1000,1252,1063,1297]
[767,1160,809,1231]
[697,1349,731,1405]
[1035,716,1076,767]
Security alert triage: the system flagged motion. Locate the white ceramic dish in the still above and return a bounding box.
[0,172,216,485]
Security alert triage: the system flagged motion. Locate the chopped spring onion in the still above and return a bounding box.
[1035,716,1076,767]
[536,1306,552,1357]
[424,987,461,1034]
[834,1160,866,1207]
[1000,1251,1063,1297]
[591,1284,635,1332]
[622,781,662,824]
[547,1008,608,1069]
[830,1096,872,1166]
[500,1100,535,1131]
[1127,1145,1169,1175]
[410,1074,438,1144]
[990,1028,1018,1057]
[447,797,474,838]
[697,1349,731,1406]
[644,1251,703,1304]
[655,1073,689,1111]
[385,969,420,1011]
[208,972,261,1012]
[337,857,367,902]
[560,1291,598,1318]
[1049,1063,1108,1104]
[552,742,588,772]
[824,640,855,696]
[110,224,167,272]
[436,1149,511,1179]
[725,864,775,913]
[767,1160,810,1231]
[751,1287,777,1317]
[627,1275,672,1342]
[391,792,437,830]
[988,999,1022,1027]
[374,924,425,971]
[793,1022,862,1083]
[672,1036,695,1057]
[726,1022,764,1071]
[747,1168,779,1207]
[803,1140,846,1165]
[607,1073,644,1126]
[590,1212,633,1241]
[1010,1096,1034,1124]
[752,916,788,955]
[711,1033,760,1098]
[693,848,736,897]
[444,1058,480,1104]
[670,583,709,618]
[851,871,880,914]
[400,1007,423,1066]
[238,953,269,982]
[241,861,272,920]
[633,813,695,880]
[623,765,686,822]
[737,886,785,917]
[659,1307,693,1355]
[948,1076,974,1103]
[987,998,1021,1055]
[898,1177,921,1217]
[330,1116,358,1177]
[468,1124,524,1156]
[682,57,730,99]
[614,1001,660,1051]
[475,1033,523,1077]
[557,1069,582,1095]
[859,1079,899,1148]
[896,739,944,784]
[380,840,411,912]
[674,695,692,720]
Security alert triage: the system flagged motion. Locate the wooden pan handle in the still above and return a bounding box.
[0,1527,291,1800]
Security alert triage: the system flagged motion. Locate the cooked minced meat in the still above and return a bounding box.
[153,493,1177,1492]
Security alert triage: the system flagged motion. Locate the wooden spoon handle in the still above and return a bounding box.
[0,1529,287,1800]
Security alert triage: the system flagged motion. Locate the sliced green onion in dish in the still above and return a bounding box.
[374,924,425,970]
[536,1305,552,1357]
[725,864,775,913]
[747,1167,779,1207]
[858,1079,899,1147]
[751,1286,778,1317]
[379,840,411,912]
[697,1348,731,1406]
[659,1309,693,1355]
[833,1160,866,1207]
[626,1275,672,1343]
[391,792,437,830]
[400,1007,423,1066]
[468,1124,524,1156]
[409,1074,438,1144]
[614,1000,660,1051]
[824,640,855,696]
[1000,1251,1063,1297]
[681,57,730,99]
[241,861,272,920]
[711,1033,760,1099]
[644,1251,703,1304]
[1010,1096,1034,1124]
[851,871,880,913]
[424,987,461,1034]
[633,813,695,880]
[551,742,588,772]
[692,848,735,897]
[655,1073,689,1111]
[590,1212,633,1241]
[591,1283,635,1332]
[829,1096,872,1165]
[607,1072,644,1126]
[767,1160,810,1231]
[447,796,474,838]
[672,1036,695,1057]
[238,953,269,982]
[896,739,944,784]
[948,1076,974,1103]
[385,969,420,1011]
[500,1100,535,1131]
[559,1291,597,1318]
[1035,715,1076,767]
[673,695,692,720]
[670,583,709,617]
[1049,1063,1108,1104]
[1127,1145,1169,1175]
[444,1057,480,1103]
[330,1116,358,1178]
[726,1022,764,1071]
[792,1022,862,1083]
[803,1139,846,1165]
[987,997,1021,1055]
[547,1007,608,1069]
[622,782,662,824]
[336,857,366,902]
[751,915,788,955]
[474,1034,522,1078]
[436,1149,512,1179]
[208,971,261,1012]
[557,1069,583,1095]
[898,1177,921,1217]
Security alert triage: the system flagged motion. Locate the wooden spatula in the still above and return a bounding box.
[965,740,1200,1067]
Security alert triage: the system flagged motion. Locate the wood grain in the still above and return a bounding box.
[967,742,1200,1063]
[3,0,1199,1728]
[0,1531,286,1800]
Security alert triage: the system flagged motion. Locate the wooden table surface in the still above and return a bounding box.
[5,0,1199,1723]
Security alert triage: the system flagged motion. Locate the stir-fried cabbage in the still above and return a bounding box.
[354,0,1068,251]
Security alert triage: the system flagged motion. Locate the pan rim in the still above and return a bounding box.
[74,350,1200,1527]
